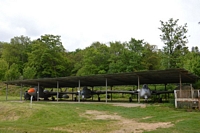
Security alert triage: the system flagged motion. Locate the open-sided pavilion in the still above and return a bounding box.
[3,68,200,102]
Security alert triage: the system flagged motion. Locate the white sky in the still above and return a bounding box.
[0,0,200,51]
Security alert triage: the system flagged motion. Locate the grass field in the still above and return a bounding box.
[0,97,200,133]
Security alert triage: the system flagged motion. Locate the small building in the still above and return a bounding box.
[174,85,200,109]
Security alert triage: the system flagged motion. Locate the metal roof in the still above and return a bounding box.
[4,68,199,88]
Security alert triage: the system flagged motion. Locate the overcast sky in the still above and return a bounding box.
[0,0,200,51]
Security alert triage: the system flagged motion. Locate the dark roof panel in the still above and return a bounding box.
[4,68,199,88]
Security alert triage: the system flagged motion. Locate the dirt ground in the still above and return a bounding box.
[35,101,173,132]
[57,101,147,108]
[81,110,173,133]
[110,103,146,108]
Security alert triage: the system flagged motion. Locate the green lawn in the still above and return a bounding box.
[0,98,199,133]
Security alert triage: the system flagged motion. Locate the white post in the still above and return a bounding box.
[174,90,177,108]
[30,96,33,108]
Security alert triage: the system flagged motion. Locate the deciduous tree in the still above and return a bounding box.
[2,36,31,73]
[108,41,127,73]
[125,38,145,72]
[5,63,21,80]
[77,42,110,76]
[159,18,189,68]
[0,59,8,80]
[27,34,70,78]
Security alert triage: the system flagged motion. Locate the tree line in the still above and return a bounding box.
[0,18,199,81]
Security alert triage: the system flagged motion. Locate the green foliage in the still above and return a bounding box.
[27,34,71,78]
[193,80,200,89]
[108,41,127,73]
[4,63,21,81]
[0,42,6,57]
[0,19,199,80]
[67,49,84,76]
[77,42,110,76]
[159,18,189,69]
[125,38,145,72]
[142,44,161,70]
[23,66,37,79]
[0,59,8,80]
[2,36,31,73]
[183,51,200,77]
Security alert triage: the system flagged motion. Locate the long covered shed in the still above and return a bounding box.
[4,68,199,88]
[3,68,200,102]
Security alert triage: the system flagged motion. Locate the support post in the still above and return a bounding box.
[20,84,22,101]
[110,86,112,101]
[174,90,177,108]
[179,74,182,98]
[106,78,107,103]
[72,88,74,101]
[37,82,40,101]
[165,84,167,100]
[198,90,200,110]
[57,81,59,102]
[138,76,140,103]
[92,87,94,101]
[190,84,193,99]
[78,80,80,102]
[198,98,200,110]
[6,84,8,101]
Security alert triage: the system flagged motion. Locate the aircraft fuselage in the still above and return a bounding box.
[139,84,151,100]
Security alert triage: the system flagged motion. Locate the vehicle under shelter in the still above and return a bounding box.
[3,68,200,108]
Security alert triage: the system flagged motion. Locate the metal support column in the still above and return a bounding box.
[72,88,74,101]
[179,74,182,98]
[110,86,112,101]
[78,80,80,102]
[6,84,8,101]
[92,87,94,101]
[165,84,167,100]
[57,81,59,102]
[106,78,107,103]
[37,82,40,101]
[191,84,193,98]
[138,76,140,103]
[20,84,22,101]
